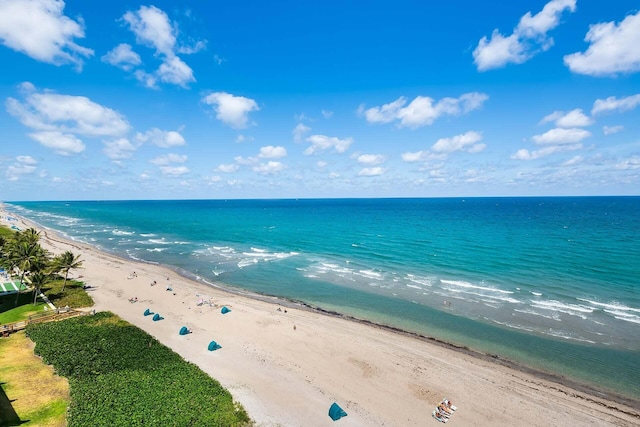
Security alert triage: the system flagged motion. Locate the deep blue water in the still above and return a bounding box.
[5,197,640,399]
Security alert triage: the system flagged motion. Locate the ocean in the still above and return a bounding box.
[4,197,640,400]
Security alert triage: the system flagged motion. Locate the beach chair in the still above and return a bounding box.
[443,399,457,412]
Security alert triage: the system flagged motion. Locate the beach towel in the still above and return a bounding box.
[221,306,231,314]
[144,308,154,316]
[328,402,347,421]
[208,340,222,351]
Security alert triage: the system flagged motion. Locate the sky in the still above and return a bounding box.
[0,0,639,201]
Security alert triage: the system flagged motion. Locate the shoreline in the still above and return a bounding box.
[3,207,640,426]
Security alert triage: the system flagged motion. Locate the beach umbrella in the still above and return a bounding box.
[152,313,164,321]
[144,308,154,316]
[221,306,231,314]
[179,326,190,335]
[328,402,347,421]
[208,340,222,351]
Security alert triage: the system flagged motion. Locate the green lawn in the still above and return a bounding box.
[0,292,47,324]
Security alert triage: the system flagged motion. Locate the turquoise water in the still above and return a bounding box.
[5,197,640,399]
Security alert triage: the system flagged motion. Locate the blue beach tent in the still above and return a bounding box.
[179,326,190,335]
[144,308,154,316]
[152,313,164,321]
[208,340,222,351]
[221,306,231,314]
[328,402,347,421]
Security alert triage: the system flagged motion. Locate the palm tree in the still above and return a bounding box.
[6,230,49,305]
[27,271,50,305]
[54,251,83,292]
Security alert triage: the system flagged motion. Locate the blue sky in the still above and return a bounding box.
[1,0,639,200]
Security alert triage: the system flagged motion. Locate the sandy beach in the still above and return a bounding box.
[2,208,639,426]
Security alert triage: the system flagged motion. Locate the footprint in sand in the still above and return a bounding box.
[348,357,377,378]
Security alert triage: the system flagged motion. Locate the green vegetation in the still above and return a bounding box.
[26,312,252,427]
[0,292,47,323]
[0,331,69,427]
[0,226,92,311]
[42,278,93,309]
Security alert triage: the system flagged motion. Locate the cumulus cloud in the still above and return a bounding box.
[511,144,582,160]
[616,156,640,170]
[358,167,385,177]
[253,161,285,175]
[101,43,141,71]
[292,123,311,142]
[541,109,593,127]
[103,138,137,160]
[591,94,640,115]
[258,145,287,159]
[361,92,488,129]
[160,166,189,176]
[357,154,386,165]
[150,153,187,165]
[29,131,84,155]
[135,128,185,147]
[202,92,259,129]
[116,5,199,87]
[401,151,428,163]
[6,155,38,181]
[215,163,239,173]
[432,131,485,154]
[304,134,353,155]
[0,0,93,69]
[6,84,134,156]
[603,125,624,135]
[564,12,640,76]
[531,128,591,145]
[473,0,576,71]
[321,110,334,119]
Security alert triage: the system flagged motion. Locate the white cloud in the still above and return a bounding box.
[160,166,189,176]
[234,156,258,166]
[531,128,591,145]
[603,125,624,135]
[6,85,130,138]
[253,161,285,175]
[304,134,353,155]
[121,5,198,87]
[0,0,93,69]
[562,155,584,166]
[616,156,640,170]
[123,5,175,56]
[321,110,333,119]
[357,154,386,165]
[202,92,259,129]
[358,167,385,177]
[316,160,328,168]
[432,131,484,154]
[541,108,593,127]
[157,55,195,87]
[136,128,185,147]
[6,155,38,181]
[101,43,141,71]
[401,151,428,163]
[473,0,576,71]
[362,92,488,129]
[215,163,239,173]
[564,12,640,76]
[29,131,84,155]
[150,153,187,165]
[235,134,254,143]
[511,143,582,160]
[591,94,640,115]
[103,138,137,160]
[258,146,287,159]
[293,123,311,142]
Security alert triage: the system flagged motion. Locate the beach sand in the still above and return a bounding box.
[2,208,639,426]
